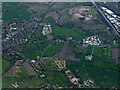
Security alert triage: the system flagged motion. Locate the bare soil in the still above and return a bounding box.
[55,41,80,61]
[23,61,37,76]
[112,48,120,63]
[3,66,16,77]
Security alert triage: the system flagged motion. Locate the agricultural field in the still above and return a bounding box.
[21,26,48,59]
[2,2,32,23]
[40,59,57,71]
[16,66,28,77]
[2,77,24,88]
[2,76,48,88]
[2,2,120,89]
[66,60,118,88]
[2,60,11,74]
[46,71,68,88]
[43,42,64,57]
[19,76,48,88]
[52,24,85,41]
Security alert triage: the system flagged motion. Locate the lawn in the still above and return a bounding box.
[46,71,68,88]
[2,2,32,23]
[2,60,11,74]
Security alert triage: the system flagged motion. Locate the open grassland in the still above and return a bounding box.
[2,60,11,74]
[3,2,32,23]
[52,24,85,41]
[43,42,64,57]
[22,40,49,60]
[20,76,48,88]
[43,17,56,24]
[2,77,24,88]
[46,71,68,88]
[40,59,57,71]
[66,60,118,88]
[93,47,115,63]
[43,16,85,41]
[21,26,48,59]
[2,76,48,88]
[16,66,28,77]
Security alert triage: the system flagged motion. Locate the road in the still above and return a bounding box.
[91,0,120,37]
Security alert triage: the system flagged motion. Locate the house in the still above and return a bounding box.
[85,55,92,61]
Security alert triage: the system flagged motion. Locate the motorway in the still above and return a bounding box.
[91,0,120,37]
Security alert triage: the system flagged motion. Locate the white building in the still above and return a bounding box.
[83,36,101,46]
[105,9,114,15]
[42,24,52,36]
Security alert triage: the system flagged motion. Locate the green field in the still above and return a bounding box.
[43,17,56,24]
[40,59,57,71]
[20,76,48,88]
[66,60,118,88]
[22,40,49,60]
[2,76,48,88]
[93,47,115,63]
[16,66,28,77]
[43,42,64,57]
[52,24,85,41]
[42,16,85,41]
[3,2,32,23]
[21,26,49,59]
[93,61,118,70]
[2,60,11,74]
[2,77,24,88]
[46,71,68,88]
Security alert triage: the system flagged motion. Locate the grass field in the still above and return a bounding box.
[93,61,118,70]
[40,59,57,71]
[43,17,56,24]
[21,26,49,59]
[43,42,64,57]
[2,60,11,74]
[86,46,93,55]
[2,77,24,88]
[52,24,85,41]
[93,47,115,63]
[66,60,118,88]
[46,71,68,88]
[3,2,32,23]
[42,16,85,41]
[22,40,49,60]
[16,66,28,77]
[21,76,48,88]
[2,76,48,88]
